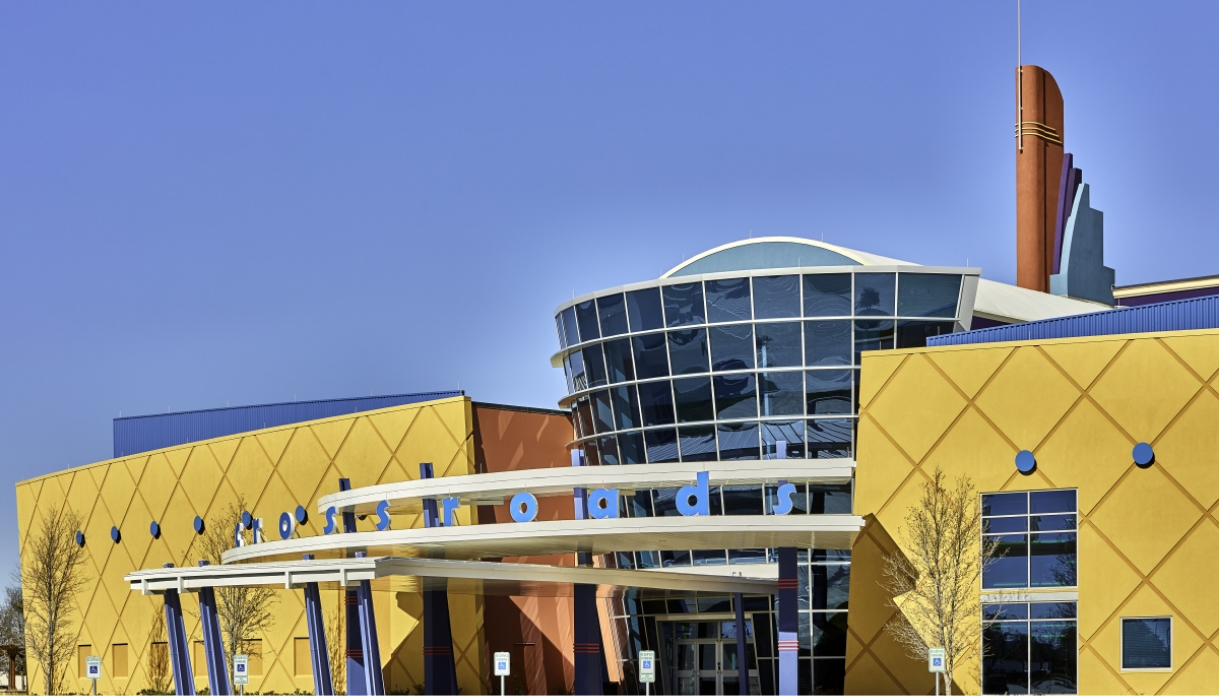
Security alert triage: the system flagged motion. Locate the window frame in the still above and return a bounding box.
[981,488,1079,591]
[1120,616,1173,672]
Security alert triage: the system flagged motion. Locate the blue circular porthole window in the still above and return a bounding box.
[241,510,253,528]
[1133,442,1155,467]
[1015,450,1036,474]
[193,516,205,534]
[149,521,161,539]
[75,531,85,547]
[295,505,308,525]
[110,526,121,543]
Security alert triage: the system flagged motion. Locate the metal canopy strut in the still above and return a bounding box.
[420,462,458,695]
[197,561,232,695]
[162,563,196,696]
[777,548,798,696]
[302,554,335,695]
[339,479,370,695]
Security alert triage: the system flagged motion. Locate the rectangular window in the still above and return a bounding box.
[713,373,757,419]
[582,345,607,388]
[678,425,717,462]
[637,381,675,427]
[706,277,752,323]
[804,320,852,366]
[597,293,629,336]
[78,645,93,679]
[674,377,714,423]
[982,602,1077,694]
[575,299,600,342]
[807,419,852,459]
[644,428,678,463]
[855,273,896,316]
[561,307,579,348]
[668,328,710,375]
[663,282,706,327]
[617,431,645,464]
[611,385,642,430]
[710,324,755,371]
[761,420,804,459]
[717,421,759,460]
[112,644,128,678]
[806,370,852,416]
[294,637,313,677]
[603,337,635,383]
[983,490,1077,589]
[756,322,802,368]
[803,274,851,317]
[753,275,801,319]
[759,371,804,417]
[1122,618,1171,670]
[897,273,961,318]
[632,333,670,379]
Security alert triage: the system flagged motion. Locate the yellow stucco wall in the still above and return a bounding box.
[15,395,485,695]
[845,328,1219,695]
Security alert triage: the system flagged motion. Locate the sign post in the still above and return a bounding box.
[494,651,510,696]
[928,647,946,696]
[639,650,656,695]
[85,656,101,695]
[233,654,249,696]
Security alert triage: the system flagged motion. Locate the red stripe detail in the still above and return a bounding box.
[345,595,359,604]
[777,579,799,589]
[777,640,799,652]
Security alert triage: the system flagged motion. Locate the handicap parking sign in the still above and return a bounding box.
[928,647,946,673]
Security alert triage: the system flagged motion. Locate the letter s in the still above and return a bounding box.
[322,506,338,535]
[375,500,391,531]
[773,482,797,516]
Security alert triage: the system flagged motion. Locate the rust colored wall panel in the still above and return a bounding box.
[472,403,577,694]
[1015,65,1065,292]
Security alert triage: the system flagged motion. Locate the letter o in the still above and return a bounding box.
[510,492,539,523]
[278,511,295,540]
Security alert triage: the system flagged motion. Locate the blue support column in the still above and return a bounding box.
[777,548,798,696]
[302,554,334,696]
[571,449,603,695]
[162,564,196,696]
[354,552,386,695]
[735,592,748,695]
[339,479,369,696]
[197,561,231,695]
[419,463,458,695]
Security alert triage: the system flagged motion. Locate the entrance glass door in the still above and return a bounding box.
[674,624,759,695]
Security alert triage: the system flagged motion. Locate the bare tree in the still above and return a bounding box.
[881,468,995,695]
[23,506,86,695]
[145,612,171,695]
[0,570,26,691]
[326,604,345,695]
[195,498,277,687]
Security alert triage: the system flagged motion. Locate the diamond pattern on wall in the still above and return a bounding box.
[15,396,478,696]
[846,329,1219,696]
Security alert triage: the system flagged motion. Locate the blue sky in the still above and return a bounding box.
[1,1,1216,570]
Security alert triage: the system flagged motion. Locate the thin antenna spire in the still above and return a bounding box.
[1016,0,1024,152]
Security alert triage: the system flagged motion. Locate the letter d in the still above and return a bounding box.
[677,472,710,516]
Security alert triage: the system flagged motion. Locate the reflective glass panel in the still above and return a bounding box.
[984,535,1029,589]
[604,338,635,384]
[573,398,593,438]
[723,486,764,515]
[674,377,714,423]
[753,275,800,319]
[813,659,846,696]
[762,420,804,459]
[756,322,802,368]
[896,320,956,348]
[1029,621,1077,693]
[1030,533,1077,587]
[714,373,757,419]
[668,329,710,375]
[645,429,679,464]
[562,357,574,394]
[582,345,607,388]
[1031,490,1077,514]
[812,564,851,610]
[583,439,600,466]
[651,489,679,516]
[638,381,675,427]
[807,419,852,458]
[812,613,848,656]
[805,320,852,366]
[597,293,629,336]
[710,324,755,371]
[633,334,670,379]
[809,483,852,514]
[592,390,614,433]
[664,283,705,327]
[1031,514,1076,532]
[983,492,1028,517]
[569,349,587,391]
[555,315,566,348]
[1031,602,1077,620]
[766,483,807,515]
[804,274,851,316]
[561,307,580,348]
[717,422,759,460]
[985,516,1028,534]
[706,277,752,323]
[692,550,727,566]
[598,436,619,465]
[627,288,665,332]
[898,273,961,318]
[1122,618,1171,669]
[983,603,1029,621]
[617,431,646,464]
[983,622,1030,694]
[679,425,717,462]
[855,273,896,316]
[611,385,642,430]
[576,300,600,342]
[760,371,805,417]
[806,370,852,415]
[854,320,895,363]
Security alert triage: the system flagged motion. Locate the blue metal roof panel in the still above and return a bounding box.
[113,391,464,458]
[931,295,1219,347]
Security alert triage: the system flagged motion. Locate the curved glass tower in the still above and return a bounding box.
[550,238,980,695]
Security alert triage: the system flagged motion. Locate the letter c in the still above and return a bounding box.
[510,492,538,523]
[322,506,338,535]
[773,482,797,516]
[375,500,391,531]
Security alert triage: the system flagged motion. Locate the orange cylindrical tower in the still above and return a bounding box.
[1015,65,1065,292]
